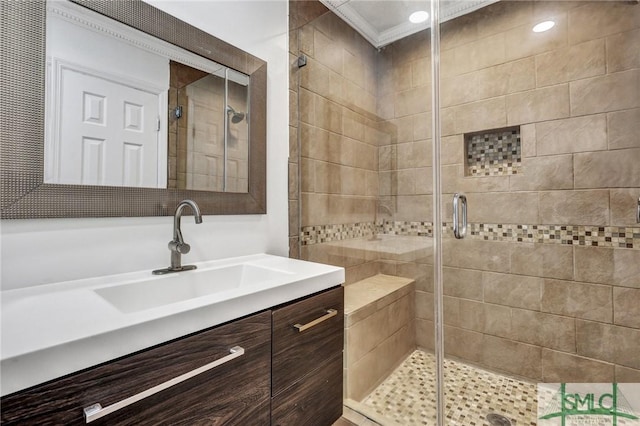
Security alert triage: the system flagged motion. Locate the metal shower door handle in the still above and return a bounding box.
[453,193,467,239]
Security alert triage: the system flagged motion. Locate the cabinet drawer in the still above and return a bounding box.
[1,311,272,425]
[271,353,343,426]
[272,286,344,396]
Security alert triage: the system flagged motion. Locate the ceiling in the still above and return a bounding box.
[319,0,499,48]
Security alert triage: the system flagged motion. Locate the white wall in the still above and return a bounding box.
[0,0,289,290]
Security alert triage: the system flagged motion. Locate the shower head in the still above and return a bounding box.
[226,105,246,123]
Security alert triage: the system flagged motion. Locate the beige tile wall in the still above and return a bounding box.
[377,31,434,224]
[290,0,640,383]
[289,0,332,257]
[294,6,382,240]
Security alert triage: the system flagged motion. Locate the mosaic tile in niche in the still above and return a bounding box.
[466,126,521,177]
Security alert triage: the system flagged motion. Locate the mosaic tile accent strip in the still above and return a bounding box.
[300,221,433,245]
[453,223,640,249]
[379,221,433,237]
[361,350,538,426]
[466,127,521,177]
[301,221,640,249]
[300,222,377,245]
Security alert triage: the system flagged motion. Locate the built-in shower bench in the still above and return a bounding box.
[344,274,416,402]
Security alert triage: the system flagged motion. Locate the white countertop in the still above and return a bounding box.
[1,254,344,396]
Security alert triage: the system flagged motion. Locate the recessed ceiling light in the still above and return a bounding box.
[532,20,555,33]
[409,10,429,24]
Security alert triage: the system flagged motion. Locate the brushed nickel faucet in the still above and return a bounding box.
[153,200,203,275]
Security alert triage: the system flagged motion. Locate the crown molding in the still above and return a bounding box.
[319,0,500,48]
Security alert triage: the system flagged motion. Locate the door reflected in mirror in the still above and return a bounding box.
[44,0,250,193]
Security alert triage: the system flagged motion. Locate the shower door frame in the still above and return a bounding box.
[429,1,446,426]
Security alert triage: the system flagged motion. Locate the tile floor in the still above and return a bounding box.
[357,350,538,426]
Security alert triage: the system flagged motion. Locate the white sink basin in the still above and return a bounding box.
[95,264,294,313]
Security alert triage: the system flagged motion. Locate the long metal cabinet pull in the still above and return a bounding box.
[293,308,338,332]
[83,346,245,423]
[637,197,640,223]
[452,193,467,239]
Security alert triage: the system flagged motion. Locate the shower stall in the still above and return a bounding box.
[289,0,640,424]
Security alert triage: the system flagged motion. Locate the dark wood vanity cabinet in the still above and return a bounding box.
[1,311,272,425]
[1,286,344,426]
[271,286,345,426]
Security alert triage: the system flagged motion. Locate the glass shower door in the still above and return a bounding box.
[438,1,640,425]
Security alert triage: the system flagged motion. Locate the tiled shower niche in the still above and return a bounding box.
[465,126,521,177]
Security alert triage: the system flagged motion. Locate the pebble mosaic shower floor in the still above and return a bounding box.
[361,350,538,426]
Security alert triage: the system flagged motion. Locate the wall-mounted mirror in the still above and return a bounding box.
[1,0,266,219]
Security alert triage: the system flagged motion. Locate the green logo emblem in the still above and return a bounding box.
[539,383,639,426]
